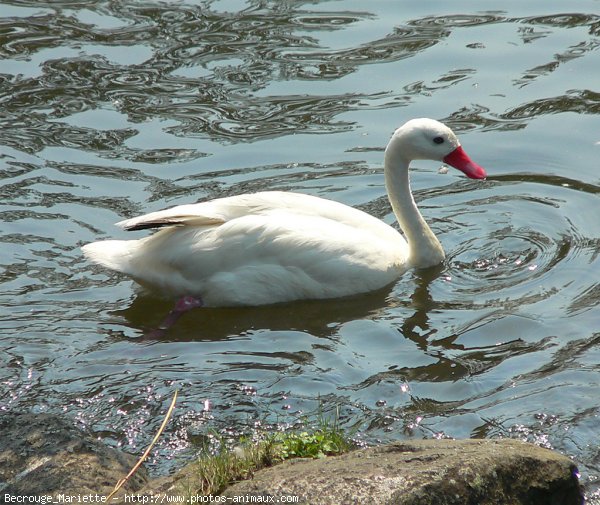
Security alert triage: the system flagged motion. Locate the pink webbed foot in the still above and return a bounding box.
[173,295,204,313]
[146,295,204,337]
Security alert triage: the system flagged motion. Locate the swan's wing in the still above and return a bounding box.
[115,202,228,231]
[116,190,402,247]
[118,214,225,231]
[116,191,344,232]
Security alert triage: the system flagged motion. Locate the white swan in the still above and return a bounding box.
[82,118,486,308]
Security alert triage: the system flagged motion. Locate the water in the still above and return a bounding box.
[1,0,599,498]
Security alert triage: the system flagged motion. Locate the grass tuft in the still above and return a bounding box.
[181,416,353,496]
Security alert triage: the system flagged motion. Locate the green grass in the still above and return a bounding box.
[271,420,352,460]
[179,417,353,496]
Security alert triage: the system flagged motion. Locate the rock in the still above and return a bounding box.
[137,463,197,497]
[222,439,582,505]
[0,412,147,497]
[0,414,582,504]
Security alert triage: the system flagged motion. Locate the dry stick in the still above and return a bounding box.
[106,390,179,501]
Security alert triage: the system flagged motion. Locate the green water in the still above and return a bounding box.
[1,0,599,499]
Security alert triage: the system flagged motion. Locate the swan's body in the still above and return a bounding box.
[83,119,486,307]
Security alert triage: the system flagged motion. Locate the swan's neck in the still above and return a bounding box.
[384,151,445,268]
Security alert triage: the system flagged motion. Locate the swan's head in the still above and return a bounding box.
[386,118,487,179]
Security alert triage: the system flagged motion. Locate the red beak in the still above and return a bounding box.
[443,146,487,179]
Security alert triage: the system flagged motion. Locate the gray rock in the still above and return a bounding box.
[0,412,147,497]
[222,439,582,505]
[0,414,582,505]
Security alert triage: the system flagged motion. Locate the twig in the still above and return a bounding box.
[106,390,179,501]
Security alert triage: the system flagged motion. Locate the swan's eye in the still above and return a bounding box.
[433,136,444,144]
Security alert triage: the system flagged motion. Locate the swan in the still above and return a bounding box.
[82,118,486,310]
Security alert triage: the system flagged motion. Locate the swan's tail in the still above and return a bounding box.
[81,240,138,274]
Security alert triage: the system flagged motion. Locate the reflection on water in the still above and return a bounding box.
[117,287,394,341]
[1,0,600,499]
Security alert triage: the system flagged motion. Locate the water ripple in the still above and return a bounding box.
[442,177,598,316]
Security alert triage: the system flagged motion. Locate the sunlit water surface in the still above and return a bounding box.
[1,0,600,499]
